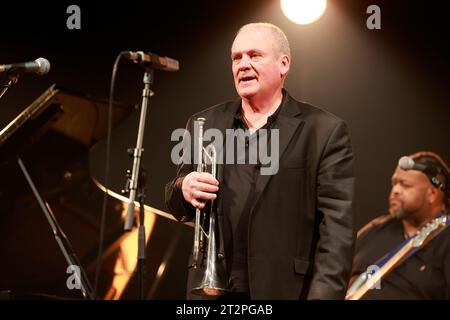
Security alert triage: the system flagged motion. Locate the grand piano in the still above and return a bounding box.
[0,85,193,299]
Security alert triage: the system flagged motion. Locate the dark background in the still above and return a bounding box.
[1,0,448,229]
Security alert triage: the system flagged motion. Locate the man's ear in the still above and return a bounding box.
[427,186,439,204]
[279,55,290,78]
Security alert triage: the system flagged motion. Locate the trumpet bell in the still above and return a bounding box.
[191,287,229,296]
[191,262,229,296]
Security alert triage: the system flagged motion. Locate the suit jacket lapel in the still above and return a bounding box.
[251,94,304,211]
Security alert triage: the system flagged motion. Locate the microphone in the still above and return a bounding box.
[398,156,427,171]
[399,156,444,189]
[124,51,179,71]
[0,57,51,75]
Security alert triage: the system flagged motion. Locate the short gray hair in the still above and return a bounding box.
[237,22,291,58]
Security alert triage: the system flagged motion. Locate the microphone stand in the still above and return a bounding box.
[0,73,20,100]
[124,69,154,231]
[17,157,96,300]
[136,167,147,299]
[123,69,154,299]
[122,164,147,300]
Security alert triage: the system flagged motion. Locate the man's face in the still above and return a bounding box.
[389,167,431,219]
[231,27,289,100]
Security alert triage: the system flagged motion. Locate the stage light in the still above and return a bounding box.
[280,0,327,25]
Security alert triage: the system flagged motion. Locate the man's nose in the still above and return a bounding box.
[238,55,252,70]
[391,184,401,196]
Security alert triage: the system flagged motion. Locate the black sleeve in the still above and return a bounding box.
[165,116,196,222]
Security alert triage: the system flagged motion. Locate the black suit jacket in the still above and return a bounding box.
[165,91,355,299]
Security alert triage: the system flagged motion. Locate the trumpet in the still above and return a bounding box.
[190,117,229,296]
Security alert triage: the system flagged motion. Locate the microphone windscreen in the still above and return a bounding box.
[35,57,51,75]
[398,156,415,170]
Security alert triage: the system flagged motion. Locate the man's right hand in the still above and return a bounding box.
[182,172,219,209]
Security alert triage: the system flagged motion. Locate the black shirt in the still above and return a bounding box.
[221,95,285,293]
[351,214,450,299]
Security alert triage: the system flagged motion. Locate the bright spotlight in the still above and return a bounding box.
[280,0,327,25]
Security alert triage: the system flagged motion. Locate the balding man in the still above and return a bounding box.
[166,22,355,299]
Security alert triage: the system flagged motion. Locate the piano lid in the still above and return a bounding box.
[0,84,134,155]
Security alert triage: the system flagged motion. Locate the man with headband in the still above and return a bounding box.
[349,151,450,299]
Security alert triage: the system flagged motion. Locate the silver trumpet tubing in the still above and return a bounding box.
[190,117,229,296]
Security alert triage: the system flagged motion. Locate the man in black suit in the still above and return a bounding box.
[165,22,355,299]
